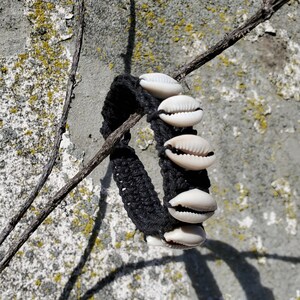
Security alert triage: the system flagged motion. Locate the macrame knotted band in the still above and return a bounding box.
[100,74,213,247]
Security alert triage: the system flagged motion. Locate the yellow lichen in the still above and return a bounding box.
[194,85,202,92]
[9,107,18,114]
[215,259,223,266]
[28,95,38,105]
[43,216,53,225]
[90,271,98,278]
[206,6,217,13]
[25,130,33,136]
[244,98,270,133]
[108,62,114,70]
[233,232,246,241]
[16,251,24,257]
[78,186,91,196]
[211,185,228,197]
[141,3,148,10]
[237,82,247,90]
[95,238,104,250]
[125,231,135,240]
[115,242,122,249]
[1,66,8,73]
[136,127,154,150]
[285,204,297,219]
[235,183,250,211]
[158,17,166,25]
[236,70,246,77]
[171,271,183,282]
[218,54,234,67]
[271,178,297,222]
[184,23,193,33]
[36,240,44,248]
[134,274,141,281]
[76,277,82,296]
[83,218,94,236]
[54,273,62,283]
[7,0,73,158]
[35,279,42,286]
[173,24,180,31]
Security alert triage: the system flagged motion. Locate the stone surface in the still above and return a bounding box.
[0,0,299,299]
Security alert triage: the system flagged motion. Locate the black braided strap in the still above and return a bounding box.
[100,74,211,242]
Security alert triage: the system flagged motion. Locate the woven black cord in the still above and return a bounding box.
[100,74,210,239]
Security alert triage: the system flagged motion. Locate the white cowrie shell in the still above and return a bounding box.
[147,226,206,249]
[168,189,217,224]
[146,236,166,247]
[146,235,196,250]
[158,95,203,127]
[139,73,183,99]
[164,225,206,248]
[164,134,216,170]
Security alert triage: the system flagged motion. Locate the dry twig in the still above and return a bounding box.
[173,0,290,81]
[0,113,142,273]
[0,0,290,273]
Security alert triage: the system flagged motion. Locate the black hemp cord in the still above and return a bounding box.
[100,74,211,240]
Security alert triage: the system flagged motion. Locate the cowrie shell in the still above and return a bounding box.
[146,225,206,249]
[168,189,217,223]
[146,235,195,249]
[146,236,166,247]
[164,225,206,248]
[139,73,183,99]
[164,134,216,170]
[158,95,203,127]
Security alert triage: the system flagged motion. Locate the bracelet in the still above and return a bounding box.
[100,73,217,249]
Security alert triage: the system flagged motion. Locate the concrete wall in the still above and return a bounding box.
[0,0,299,299]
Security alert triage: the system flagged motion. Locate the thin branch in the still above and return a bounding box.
[0,0,85,247]
[0,0,291,273]
[173,0,290,81]
[0,113,143,273]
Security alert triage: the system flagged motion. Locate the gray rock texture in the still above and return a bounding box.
[0,0,299,299]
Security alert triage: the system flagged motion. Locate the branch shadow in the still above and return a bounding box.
[59,2,137,298]
[182,248,223,299]
[59,164,112,300]
[79,255,184,300]
[204,239,274,299]
[122,0,136,74]
[183,239,276,300]
[79,238,300,300]
[241,251,300,264]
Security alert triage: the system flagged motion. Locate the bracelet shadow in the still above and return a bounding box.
[184,240,273,300]
[57,165,299,299]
